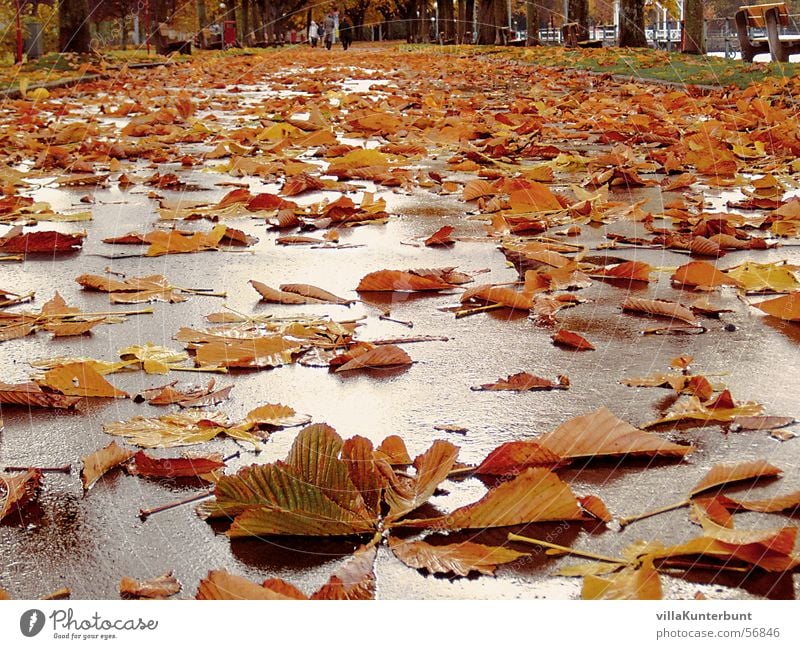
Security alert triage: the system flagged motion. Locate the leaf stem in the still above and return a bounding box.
[507,533,624,564]
[618,499,690,528]
[139,490,214,521]
[455,303,506,318]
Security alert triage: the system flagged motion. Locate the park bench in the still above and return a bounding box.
[735,2,800,61]
[155,23,192,55]
[198,28,222,50]
[561,23,602,48]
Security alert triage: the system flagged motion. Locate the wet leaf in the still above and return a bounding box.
[80,441,134,490]
[119,343,189,374]
[754,292,800,322]
[473,441,562,476]
[384,440,459,522]
[0,381,81,409]
[279,284,353,305]
[196,570,302,600]
[376,435,412,465]
[471,372,569,391]
[237,403,311,430]
[690,459,782,496]
[730,416,796,431]
[310,545,377,600]
[127,451,225,479]
[357,269,455,292]
[621,298,699,325]
[0,469,42,522]
[644,391,764,427]
[538,407,693,460]
[424,225,455,247]
[193,335,303,369]
[335,345,412,372]
[250,280,321,304]
[119,572,181,599]
[582,558,662,600]
[41,362,128,398]
[592,260,652,282]
[0,228,85,253]
[552,329,595,350]
[389,538,527,577]
[580,495,613,523]
[401,468,584,530]
[722,491,800,513]
[725,261,800,294]
[671,261,740,290]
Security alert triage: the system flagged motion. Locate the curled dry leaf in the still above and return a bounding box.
[376,435,412,465]
[621,298,699,326]
[119,572,182,599]
[643,391,763,427]
[537,407,693,460]
[690,459,782,497]
[460,285,532,310]
[592,261,652,282]
[334,344,412,372]
[0,381,81,409]
[250,280,320,304]
[730,415,796,431]
[471,372,569,391]
[0,469,42,522]
[127,451,225,479]
[552,329,595,350]
[721,491,800,513]
[279,283,353,305]
[236,403,312,430]
[388,538,527,577]
[400,468,584,531]
[80,441,135,490]
[196,571,302,600]
[119,343,189,374]
[41,362,129,398]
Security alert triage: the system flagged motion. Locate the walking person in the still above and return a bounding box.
[323,12,335,50]
[309,20,319,47]
[339,15,353,50]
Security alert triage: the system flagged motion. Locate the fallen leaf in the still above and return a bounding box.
[473,441,562,476]
[388,538,526,577]
[0,381,81,409]
[279,284,353,305]
[690,459,782,497]
[582,558,662,600]
[357,269,454,292]
[40,362,128,398]
[552,329,595,350]
[127,451,225,478]
[376,435,412,465]
[0,469,42,522]
[471,372,569,391]
[80,441,134,490]
[335,345,412,372]
[119,343,189,374]
[621,298,699,325]
[119,572,181,599]
[754,292,800,322]
[538,407,693,460]
[424,225,455,247]
[671,261,740,290]
[580,495,613,523]
[196,570,301,600]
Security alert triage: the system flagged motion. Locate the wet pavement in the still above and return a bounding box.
[1,44,799,600]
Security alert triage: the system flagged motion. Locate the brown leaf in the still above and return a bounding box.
[754,292,800,322]
[335,344,412,372]
[0,469,42,522]
[722,491,800,513]
[671,261,739,290]
[621,297,699,325]
[194,335,303,368]
[580,495,613,523]
[80,441,134,490]
[196,570,302,600]
[384,440,459,522]
[592,261,652,282]
[357,269,454,292]
[279,283,353,305]
[552,329,595,350]
[40,362,128,398]
[424,225,455,247]
[401,468,584,530]
[471,372,569,391]
[250,279,321,304]
[731,416,796,431]
[310,545,376,600]
[376,435,412,465]
[690,459,782,496]
[473,441,562,476]
[389,538,527,577]
[460,284,532,310]
[127,451,225,479]
[119,572,181,599]
[0,228,85,253]
[582,558,662,600]
[0,381,81,409]
[538,407,693,460]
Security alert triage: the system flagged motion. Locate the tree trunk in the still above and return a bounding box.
[197,0,207,31]
[568,0,588,42]
[476,0,495,44]
[59,0,92,52]
[681,0,705,54]
[419,0,430,42]
[526,1,539,45]
[493,0,507,44]
[241,0,250,45]
[618,0,646,47]
[441,0,455,42]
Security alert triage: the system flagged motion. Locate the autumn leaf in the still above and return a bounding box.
[671,261,740,290]
[0,469,42,522]
[582,558,662,600]
[127,451,225,479]
[376,435,412,465]
[357,269,455,292]
[552,329,595,350]
[400,468,584,531]
[119,343,189,374]
[690,459,782,497]
[473,441,562,476]
[40,362,129,398]
[196,571,302,600]
[460,284,532,310]
[591,260,652,282]
[80,441,134,490]
[721,491,800,514]
[753,292,800,322]
[0,382,81,409]
[471,372,569,391]
[76,273,189,304]
[537,407,693,460]
[193,335,304,369]
[388,538,527,577]
[278,284,353,305]
[621,297,699,325]
[0,228,85,253]
[424,225,455,247]
[724,261,800,294]
[643,391,764,427]
[119,572,181,599]
[334,345,412,372]
[250,280,321,304]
